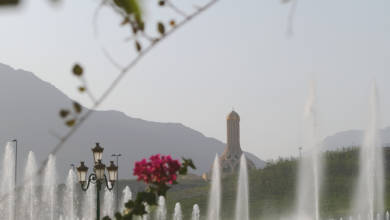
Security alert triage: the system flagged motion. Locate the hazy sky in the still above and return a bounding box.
[0,0,389,160]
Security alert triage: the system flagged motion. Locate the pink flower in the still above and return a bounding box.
[133,154,182,185]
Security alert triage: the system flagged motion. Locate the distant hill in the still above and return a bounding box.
[0,63,265,181]
[158,148,390,219]
[323,127,390,151]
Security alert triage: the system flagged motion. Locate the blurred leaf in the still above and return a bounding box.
[59,109,70,118]
[156,184,170,196]
[78,86,86,92]
[66,119,76,127]
[121,17,130,26]
[0,0,19,5]
[182,157,196,169]
[73,102,82,113]
[125,200,135,209]
[115,0,141,16]
[72,64,83,76]
[157,22,165,35]
[136,191,157,206]
[135,41,142,52]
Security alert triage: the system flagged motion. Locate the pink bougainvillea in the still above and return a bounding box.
[133,154,181,185]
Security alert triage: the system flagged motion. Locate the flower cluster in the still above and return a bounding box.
[133,154,181,185]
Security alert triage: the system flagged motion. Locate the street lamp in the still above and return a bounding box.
[111,153,122,212]
[76,143,118,220]
[11,139,17,185]
[92,143,104,163]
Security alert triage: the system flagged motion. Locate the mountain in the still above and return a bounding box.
[323,127,390,151]
[0,63,265,182]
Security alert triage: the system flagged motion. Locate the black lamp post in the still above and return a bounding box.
[76,143,118,220]
[111,153,122,212]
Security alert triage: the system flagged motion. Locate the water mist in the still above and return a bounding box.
[207,154,221,220]
[295,81,322,220]
[352,83,384,219]
[235,154,249,220]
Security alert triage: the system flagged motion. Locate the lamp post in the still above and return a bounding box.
[76,143,118,220]
[11,139,17,220]
[11,139,17,186]
[111,153,121,212]
[298,147,302,159]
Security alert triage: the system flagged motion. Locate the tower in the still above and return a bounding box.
[219,110,255,174]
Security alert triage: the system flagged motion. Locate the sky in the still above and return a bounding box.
[0,0,389,160]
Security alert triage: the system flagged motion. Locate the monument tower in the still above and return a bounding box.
[219,110,255,174]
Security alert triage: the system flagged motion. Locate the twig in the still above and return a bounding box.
[166,0,188,17]
[286,0,298,37]
[0,0,221,204]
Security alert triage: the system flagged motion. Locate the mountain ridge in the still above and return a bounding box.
[0,63,265,182]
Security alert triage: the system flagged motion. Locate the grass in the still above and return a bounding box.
[117,147,390,219]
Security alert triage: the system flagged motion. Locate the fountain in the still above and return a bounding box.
[156,196,167,220]
[19,151,37,220]
[82,182,96,220]
[63,169,77,220]
[103,187,115,218]
[352,82,384,219]
[120,186,132,213]
[207,154,221,220]
[235,154,249,220]
[295,81,322,220]
[0,81,387,220]
[192,204,200,220]
[173,202,183,220]
[41,154,58,220]
[0,142,15,220]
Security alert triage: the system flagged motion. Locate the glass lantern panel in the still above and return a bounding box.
[108,170,117,182]
[96,168,105,180]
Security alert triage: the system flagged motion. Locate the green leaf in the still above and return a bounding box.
[115,0,142,16]
[183,158,196,169]
[135,191,157,206]
[59,109,70,118]
[66,119,76,127]
[179,166,187,175]
[125,200,135,209]
[72,64,83,76]
[157,22,165,35]
[73,102,82,113]
[156,184,170,196]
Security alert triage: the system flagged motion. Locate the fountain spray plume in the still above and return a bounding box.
[103,188,115,218]
[20,151,37,220]
[235,154,249,220]
[0,142,16,220]
[120,186,132,213]
[352,82,384,219]
[295,80,323,220]
[64,169,77,220]
[192,204,200,220]
[173,202,183,220]
[82,182,96,220]
[41,154,58,220]
[207,154,221,220]
[156,196,167,220]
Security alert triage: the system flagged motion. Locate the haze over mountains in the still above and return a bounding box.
[0,63,265,182]
[323,127,390,151]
